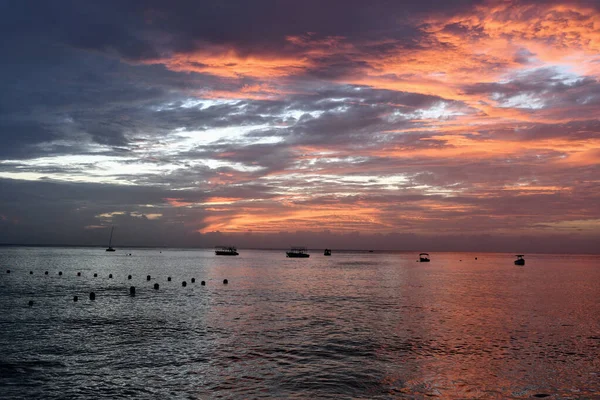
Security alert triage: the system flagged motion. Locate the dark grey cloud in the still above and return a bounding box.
[1,1,599,250]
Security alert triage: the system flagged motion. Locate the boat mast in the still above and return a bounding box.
[108,226,114,247]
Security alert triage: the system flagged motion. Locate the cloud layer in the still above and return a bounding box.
[0,0,599,251]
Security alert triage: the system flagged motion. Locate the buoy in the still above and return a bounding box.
[6,270,9,274]
[167,276,171,282]
[154,283,159,290]
[28,300,33,307]
[77,272,81,276]
[475,257,478,260]
[45,271,49,275]
[89,292,96,300]
[201,280,205,286]
[109,274,113,279]
[182,281,187,287]
[59,271,62,276]
[146,275,151,281]
[73,296,78,302]
[129,286,136,296]
[223,279,228,284]
[93,273,98,277]
[191,278,196,283]
[128,274,132,280]
[30,271,33,275]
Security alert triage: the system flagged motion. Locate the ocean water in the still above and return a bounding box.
[0,247,599,399]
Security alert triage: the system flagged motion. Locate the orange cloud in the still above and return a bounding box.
[145,47,311,79]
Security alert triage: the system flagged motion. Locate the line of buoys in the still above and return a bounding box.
[109,274,113,279]
[15,273,228,305]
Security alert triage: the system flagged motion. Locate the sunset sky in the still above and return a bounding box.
[1,0,599,252]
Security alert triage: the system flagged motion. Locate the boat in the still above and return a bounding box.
[215,246,239,256]
[106,226,116,252]
[514,255,525,266]
[324,248,332,256]
[419,252,430,262]
[286,247,310,258]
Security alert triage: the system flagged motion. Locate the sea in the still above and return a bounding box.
[0,247,599,399]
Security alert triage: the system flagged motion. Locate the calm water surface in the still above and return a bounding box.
[0,248,599,399]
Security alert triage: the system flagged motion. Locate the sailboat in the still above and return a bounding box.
[106,226,116,252]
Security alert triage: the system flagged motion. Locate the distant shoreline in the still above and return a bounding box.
[0,243,598,255]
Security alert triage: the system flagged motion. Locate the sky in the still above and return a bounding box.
[1,0,599,252]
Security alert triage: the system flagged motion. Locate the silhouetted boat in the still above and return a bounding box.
[215,246,239,256]
[419,252,430,262]
[286,247,310,258]
[106,226,115,252]
[514,255,525,266]
[324,248,332,256]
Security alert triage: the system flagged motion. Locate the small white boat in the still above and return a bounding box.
[286,247,310,258]
[215,246,239,256]
[514,255,525,266]
[106,226,116,252]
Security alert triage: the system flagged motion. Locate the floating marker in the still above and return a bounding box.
[128,274,132,280]
[59,271,62,276]
[77,272,81,276]
[73,296,78,302]
[6,270,9,274]
[129,286,136,296]
[93,273,98,277]
[89,292,96,301]
[45,271,49,275]
[223,279,228,284]
[167,276,171,282]
[109,274,113,279]
[201,280,205,286]
[28,300,33,307]
[191,278,195,283]
[30,271,33,275]
[182,281,187,287]
[154,283,159,290]
[146,275,151,281]
[475,257,478,260]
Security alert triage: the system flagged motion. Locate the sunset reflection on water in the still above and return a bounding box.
[0,248,599,398]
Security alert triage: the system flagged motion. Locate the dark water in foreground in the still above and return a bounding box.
[0,248,599,399]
